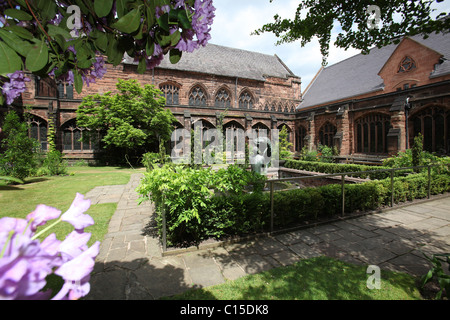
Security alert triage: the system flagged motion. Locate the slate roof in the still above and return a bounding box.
[123,43,299,81]
[299,31,450,110]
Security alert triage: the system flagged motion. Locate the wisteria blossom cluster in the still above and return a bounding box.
[0,0,215,105]
[1,71,30,105]
[0,193,99,300]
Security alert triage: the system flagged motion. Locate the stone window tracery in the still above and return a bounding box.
[160,84,180,105]
[355,114,390,154]
[215,88,231,108]
[239,91,253,109]
[189,86,207,106]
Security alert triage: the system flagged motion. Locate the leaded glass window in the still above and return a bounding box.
[189,86,207,106]
[239,91,253,109]
[215,88,231,108]
[160,84,180,105]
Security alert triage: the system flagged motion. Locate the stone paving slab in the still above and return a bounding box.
[85,175,450,300]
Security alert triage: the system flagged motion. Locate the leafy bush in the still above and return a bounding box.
[284,159,403,180]
[42,150,68,176]
[0,111,39,180]
[137,164,267,246]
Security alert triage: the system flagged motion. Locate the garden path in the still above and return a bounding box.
[84,173,450,300]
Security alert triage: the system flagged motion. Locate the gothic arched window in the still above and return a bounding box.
[239,90,253,109]
[61,119,99,152]
[160,83,180,105]
[355,114,391,154]
[215,88,231,108]
[318,122,337,148]
[189,86,207,106]
[296,125,307,152]
[28,116,47,151]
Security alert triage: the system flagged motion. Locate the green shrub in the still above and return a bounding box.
[137,164,267,246]
[0,111,39,180]
[284,159,400,180]
[42,150,68,176]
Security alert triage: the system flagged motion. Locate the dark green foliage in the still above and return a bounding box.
[0,111,38,180]
[76,79,176,164]
[43,150,68,176]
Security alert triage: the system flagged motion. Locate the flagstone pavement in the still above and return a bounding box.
[84,173,450,300]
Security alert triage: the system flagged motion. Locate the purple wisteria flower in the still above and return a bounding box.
[2,71,31,105]
[0,193,100,300]
[175,0,216,53]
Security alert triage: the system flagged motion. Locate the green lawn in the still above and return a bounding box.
[0,166,142,244]
[166,256,423,300]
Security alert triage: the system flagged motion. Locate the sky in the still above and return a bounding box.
[208,0,450,91]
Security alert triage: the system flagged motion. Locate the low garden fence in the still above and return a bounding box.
[266,164,449,233]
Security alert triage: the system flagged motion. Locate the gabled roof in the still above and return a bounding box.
[123,43,299,82]
[299,31,450,110]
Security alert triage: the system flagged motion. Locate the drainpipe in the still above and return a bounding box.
[235,77,238,108]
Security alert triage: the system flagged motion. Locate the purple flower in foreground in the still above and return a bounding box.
[61,193,94,231]
[0,193,99,300]
[26,205,61,232]
[2,71,31,105]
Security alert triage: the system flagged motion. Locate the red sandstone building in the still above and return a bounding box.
[296,31,450,162]
[1,30,450,163]
[1,43,300,162]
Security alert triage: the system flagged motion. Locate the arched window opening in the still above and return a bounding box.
[410,106,449,154]
[28,116,48,151]
[296,125,307,152]
[239,91,253,109]
[318,122,337,148]
[355,114,391,154]
[61,119,99,152]
[189,86,207,106]
[215,88,231,108]
[160,83,180,105]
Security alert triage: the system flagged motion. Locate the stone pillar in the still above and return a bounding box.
[388,96,408,154]
[307,112,315,151]
[335,104,350,155]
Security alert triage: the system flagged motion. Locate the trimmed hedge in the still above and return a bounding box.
[138,164,450,247]
[284,159,412,180]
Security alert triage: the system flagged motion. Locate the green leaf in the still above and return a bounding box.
[0,176,24,184]
[25,40,49,72]
[157,13,170,32]
[177,10,192,29]
[115,0,130,18]
[112,8,141,34]
[137,57,147,74]
[47,24,72,40]
[74,69,83,94]
[0,29,31,57]
[3,26,34,40]
[95,32,108,52]
[94,0,114,17]
[169,49,182,64]
[4,9,33,21]
[0,42,23,74]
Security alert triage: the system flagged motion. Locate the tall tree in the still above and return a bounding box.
[254,0,449,65]
[76,79,176,161]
